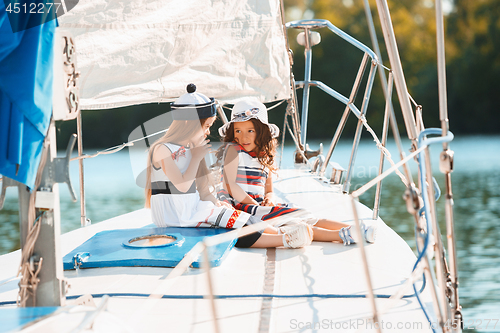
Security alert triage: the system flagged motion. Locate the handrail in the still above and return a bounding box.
[287,19,413,194]
[286,20,378,62]
[280,8,459,333]
[373,71,394,219]
[287,19,378,147]
[343,60,378,193]
[319,53,370,177]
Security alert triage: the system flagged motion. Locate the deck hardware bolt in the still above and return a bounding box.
[439,149,454,173]
[403,185,420,214]
[29,255,41,272]
[73,252,91,269]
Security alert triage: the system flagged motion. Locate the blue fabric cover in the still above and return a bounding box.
[62,227,238,270]
[0,1,55,189]
[0,306,59,332]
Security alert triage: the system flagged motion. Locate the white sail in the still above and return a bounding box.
[59,0,291,110]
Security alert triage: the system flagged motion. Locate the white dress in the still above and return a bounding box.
[150,143,250,228]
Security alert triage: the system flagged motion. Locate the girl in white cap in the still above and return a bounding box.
[145,84,250,229]
[145,85,313,248]
[217,98,376,246]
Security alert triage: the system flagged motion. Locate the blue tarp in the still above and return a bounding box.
[63,227,238,269]
[0,306,59,332]
[0,1,55,189]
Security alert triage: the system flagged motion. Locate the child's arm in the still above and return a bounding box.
[223,145,259,205]
[262,176,276,206]
[153,142,210,193]
[196,172,215,203]
[197,185,233,209]
[196,173,232,207]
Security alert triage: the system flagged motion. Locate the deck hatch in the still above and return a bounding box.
[62,227,237,270]
[124,234,179,248]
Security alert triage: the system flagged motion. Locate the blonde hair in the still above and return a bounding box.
[145,117,215,208]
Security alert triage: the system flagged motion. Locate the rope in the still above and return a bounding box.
[286,98,301,145]
[0,276,20,288]
[17,212,47,307]
[278,99,312,169]
[357,114,409,187]
[16,132,51,307]
[284,117,313,169]
[70,127,170,162]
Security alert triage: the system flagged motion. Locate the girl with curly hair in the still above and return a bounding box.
[217,99,377,248]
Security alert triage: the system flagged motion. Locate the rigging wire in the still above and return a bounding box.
[221,99,286,112]
[70,127,169,162]
[0,282,427,307]
[353,113,409,187]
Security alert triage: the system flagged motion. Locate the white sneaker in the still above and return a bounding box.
[282,224,313,248]
[339,226,356,245]
[360,220,377,243]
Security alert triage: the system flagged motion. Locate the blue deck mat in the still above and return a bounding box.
[62,227,237,270]
[0,307,59,332]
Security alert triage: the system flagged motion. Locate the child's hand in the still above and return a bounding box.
[190,140,211,162]
[216,200,233,209]
[262,194,276,206]
[261,198,273,206]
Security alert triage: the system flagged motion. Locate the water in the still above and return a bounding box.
[1,135,499,332]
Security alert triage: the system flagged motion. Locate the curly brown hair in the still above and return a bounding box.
[217,118,278,173]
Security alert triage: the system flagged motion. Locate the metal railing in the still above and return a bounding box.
[280,5,461,332]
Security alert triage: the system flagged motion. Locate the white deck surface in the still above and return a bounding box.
[0,169,437,332]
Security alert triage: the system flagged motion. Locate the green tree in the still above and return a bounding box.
[445,0,500,133]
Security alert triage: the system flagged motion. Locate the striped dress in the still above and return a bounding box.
[218,143,317,225]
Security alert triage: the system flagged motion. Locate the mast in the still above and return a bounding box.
[435,0,462,330]
[373,0,418,141]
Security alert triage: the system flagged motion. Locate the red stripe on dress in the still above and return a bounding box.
[226,210,241,228]
[262,207,298,220]
[239,175,262,179]
[198,208,215,227]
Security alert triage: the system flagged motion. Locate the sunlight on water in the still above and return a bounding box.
[0,135,499,331]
